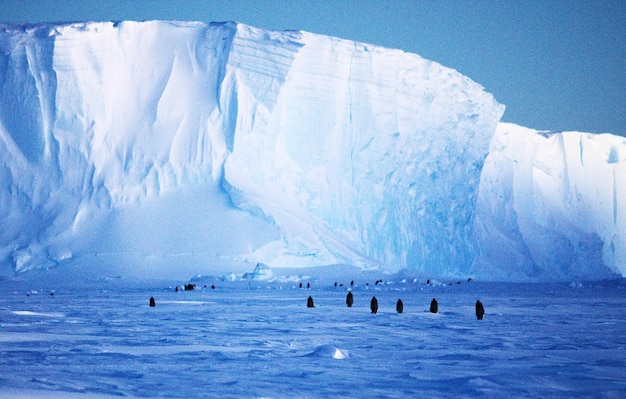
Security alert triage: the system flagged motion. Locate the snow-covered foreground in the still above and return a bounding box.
[1,277,625,398]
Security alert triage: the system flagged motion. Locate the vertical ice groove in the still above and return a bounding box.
[209,22,237,114]
[0,34,43,165]
[25,37,57,163]
[579,135,584,166]
[613,168,617,226]
[348,42,356,187]
[558,134,571,206]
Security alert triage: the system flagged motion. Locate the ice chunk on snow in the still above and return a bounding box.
[242,263,274,281]
[333,348,349,360]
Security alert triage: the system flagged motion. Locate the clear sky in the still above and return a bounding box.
[2,0,624,136]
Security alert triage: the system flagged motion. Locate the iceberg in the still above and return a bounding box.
[0,21,623,281]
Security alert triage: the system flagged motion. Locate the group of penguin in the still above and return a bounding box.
[306,294,486,320]
[148,280,486,320]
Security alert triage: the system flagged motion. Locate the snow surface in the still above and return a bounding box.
[1,276,625,398]
[0,20,624,281]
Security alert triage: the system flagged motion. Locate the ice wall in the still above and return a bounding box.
[473,123,626,280]
[223,26,505,273]
[0,21,243,275]
[0,20,505,277]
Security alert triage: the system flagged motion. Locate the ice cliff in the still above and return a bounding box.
[0,21,623,280]
[474,123,625,280]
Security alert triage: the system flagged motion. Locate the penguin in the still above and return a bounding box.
[475,300,485,320]
[396,299,404,314]
[307,296,315,308]
[370,296,378,314]
[430,298,438,314]
[346,291,354,308]
[149,296,156,307]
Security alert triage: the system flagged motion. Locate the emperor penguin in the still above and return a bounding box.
[370,296,378,314]
[475,300,485,320]
[430,298,438,314]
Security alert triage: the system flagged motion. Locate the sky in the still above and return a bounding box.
[1,0,624,136]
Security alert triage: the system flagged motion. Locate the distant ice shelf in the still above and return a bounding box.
[473,123,625,280]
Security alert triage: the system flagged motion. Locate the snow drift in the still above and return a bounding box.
[0,21,623,280]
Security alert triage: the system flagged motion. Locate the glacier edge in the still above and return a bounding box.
[0,20,623,281]
[472,123,625,280]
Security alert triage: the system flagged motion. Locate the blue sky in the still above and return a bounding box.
[2,0,624,135]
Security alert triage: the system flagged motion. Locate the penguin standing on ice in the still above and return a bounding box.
[370,296,378,314]
[475,300,485,320]
[149,297,156,307]
[396,299,404,314]
[307,296,315,308]
[430,298,438,314]
[346,291,354,307]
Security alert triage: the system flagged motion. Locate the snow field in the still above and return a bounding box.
[1,278,625,398]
